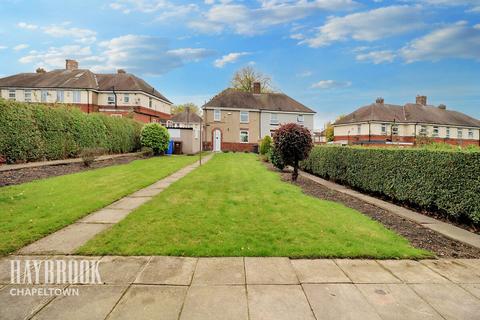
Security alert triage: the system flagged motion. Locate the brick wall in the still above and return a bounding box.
[221,142,258,152]
[334,135,479,146]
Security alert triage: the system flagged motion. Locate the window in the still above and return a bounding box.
[457,128,463,139]
[124,94,129,103]
[240,111,249,123]
[446,127,450,138]
[194,129,199,139]
[297,114,304,123]
[24,90,32,102]
[240,130,249,143]
[420,125,427,136]
[357,124,361,134]
[8,89,16,100]
[214,109,221,121]
[468,129,474,139]
[392,125,399,135]
[107,94,115,105]
[149,97,153,108]
[381,123,387,134]
[72,91,81,103]
[57,90,64,103]
[270,113,278,125]
[41,90,48,103]
[433,126,439,137]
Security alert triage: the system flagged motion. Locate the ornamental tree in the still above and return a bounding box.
[140,123,170,155]
[273,123,313,181]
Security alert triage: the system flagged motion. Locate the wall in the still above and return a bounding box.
[204,108,261,144]
[259,111,314,138]
[168,128,201,154]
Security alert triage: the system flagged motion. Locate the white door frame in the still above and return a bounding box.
[213,129,222,152]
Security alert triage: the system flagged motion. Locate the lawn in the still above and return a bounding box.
[0,155,200,255]
[79,153,430,258]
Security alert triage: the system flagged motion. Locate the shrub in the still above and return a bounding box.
[269,145,285,170]
[140,123,170,155]
[80,148,106,167]
[140,147,154,157]
[259,135,272,155]
[0,100,142,164]
[273,123,313,181]
[301,146,480,225]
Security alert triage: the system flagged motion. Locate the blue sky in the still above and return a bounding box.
[1,0,479,128]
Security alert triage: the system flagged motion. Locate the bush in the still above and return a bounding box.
[273,123,313,181]
[80,148,106,167]
[0,100,142,164]
[269,145,285,170]
[140,123,170,155]
[259,135,272,155]
[301,146,480,224]
[140,147,154,157]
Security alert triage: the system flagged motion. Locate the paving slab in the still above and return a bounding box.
[335,260,401,283]
[33,255,103,284]
[148,180,173,189]
[32,285,127,320]
[129,187,164,197]
[302,284,382,320]
[357,284,443,320]
[248,285,315,320]
[192,257,245,285]
[0,285,63,320]
[180,285,248,320]
[421,259,480,283]
[460,284,480,299]
[0,255,51,284]
[410,283,480,320]
[17,223,112,255]
[378,260,449,283]
[245,257,298,284]
[107,196,152,210]
[291,259,351,283]
[135,256,197,285]
[108,285,187,320]
[456,259,480,273]
[98,256,149,284]
[79,208,131,224]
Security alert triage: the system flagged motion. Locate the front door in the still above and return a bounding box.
[213,129,221,152]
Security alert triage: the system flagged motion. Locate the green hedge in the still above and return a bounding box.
[301,146,480,224]
[0,100,142,163]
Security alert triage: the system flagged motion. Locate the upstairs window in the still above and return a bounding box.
[149,97,153,108]
[392,125,399,135]
[446,127,450,138]
[240,130,249,143]
[107,94,115,105]
[381,123,387,134]
[214,109,221,121]
[457,129,463,139]
[24,90,32,102]
[468,129,474,139]
[73,91,81,103]
[432,126,439,137]
[270,113,279,125]
[420,125,427,136]
[124,94,129,103]
[297,114,304,123]
[357,124,361,135]
[41,90,48,103]
[57,90,64,103]
[8,89,16,100]
[240,111,249,123]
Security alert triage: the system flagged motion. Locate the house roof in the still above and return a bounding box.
[202,88,316,113]
[171,110,202,123]
[335,102,480,127]
[0,69,172,103]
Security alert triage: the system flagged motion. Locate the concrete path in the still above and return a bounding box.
[1,256,479,319]
[17,155,213,255]
[299,170,480,250]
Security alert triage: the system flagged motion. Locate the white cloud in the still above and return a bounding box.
[17,22,38,30]
[19,45,93,68]
[0,46,7,50]
[214,52,250,68]
[109,0,198,20]
[311,80,352,89]
[401,21,480,62]
[43,25,97,44]
[297,70,313,77]
[356,50,396,64]
[13,44,29,51]
[302,5,424,47]
[290,33,305,40]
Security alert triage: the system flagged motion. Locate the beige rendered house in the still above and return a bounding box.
[0,59,172,123]
[334,96,480,146]
[202,83,316,152]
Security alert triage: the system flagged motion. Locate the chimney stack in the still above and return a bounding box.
[117,69,126,74]
[253,82,261,94]
[36,67,46,74]
[65,59,78,71]
[375,97,384,104]
[416,95,427,106]
[438,104,447,110]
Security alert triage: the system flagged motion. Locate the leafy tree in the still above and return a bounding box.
[171,103,200,115]
[259,135,272,155]
[273,123,313,181]
[231,66,272,92]
[324,122,334,142]
[140,123,170,155]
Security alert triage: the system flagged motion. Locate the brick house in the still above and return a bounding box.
[202,83,316,152]
[334,96,480,146]
[0,59,172,123]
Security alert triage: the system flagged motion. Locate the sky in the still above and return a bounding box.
[0,0,479,129]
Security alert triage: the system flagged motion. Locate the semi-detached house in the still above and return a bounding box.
[0,59,172,123]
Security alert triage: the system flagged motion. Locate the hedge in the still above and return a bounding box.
[301,146,480,224]
[0,100,142,163]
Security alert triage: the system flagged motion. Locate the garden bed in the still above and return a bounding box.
[278,169,480,258]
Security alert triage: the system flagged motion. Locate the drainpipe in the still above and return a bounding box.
[112,86,118,110]
[414,123,418,145]
[368,121,371,142]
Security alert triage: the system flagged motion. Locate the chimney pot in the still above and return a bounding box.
[36,67,46,74]
[253,82,261,94]
[416,95,427,106]
[438,104,447,110]
[375,97,384,104]
[117,69,126,74]
[65,59,78,70]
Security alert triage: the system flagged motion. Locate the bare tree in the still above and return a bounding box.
[230,66,272,92]
[171,103,200,115]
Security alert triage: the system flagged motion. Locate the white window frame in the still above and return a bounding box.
[24,89,32,102]
[457,128,463,139]
[357,124,361,134]
[297,114,304,123]
[468,129,474,139]
[124,93,129,104]
[420,125,427,135]
[432,126,439,137]
[214,109,221,122]
[41,90,48,103]
[240,130,249,143]
[149,97,153,109]
[392,124,399,135]
[72,91,81,103]
[446,127,450,138]
[240,111,249,123]
[381,123,387,134]
[8,89,16,100]
[107,94,115,105]
[57,90,64,103]
[270,113,279,125]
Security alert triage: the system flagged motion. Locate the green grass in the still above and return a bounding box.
[0,155,200,255]
[79,153,431,258]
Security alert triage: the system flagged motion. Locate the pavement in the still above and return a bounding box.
[17,154,213,255]
[1,256,479,319]
[299,170,480,250]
